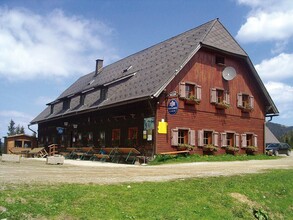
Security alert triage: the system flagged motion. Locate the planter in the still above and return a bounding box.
[240,106,253,113]
[246,146,258,155]
[215,102,230,109]
[202,145,218,153]
[225,146,239,155]
[184,98,200,105]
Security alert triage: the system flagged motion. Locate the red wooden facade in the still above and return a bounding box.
[156,48,266,154]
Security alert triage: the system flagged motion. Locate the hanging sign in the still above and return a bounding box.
[167,99,178,115]
[56,127,64,134]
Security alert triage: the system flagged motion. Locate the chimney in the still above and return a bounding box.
[95,59,103,76]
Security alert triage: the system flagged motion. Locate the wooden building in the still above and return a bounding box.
[3,134,37,154]
[30,19,278,157]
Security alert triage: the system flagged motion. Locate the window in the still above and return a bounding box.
[221,132,239,147]
[237,93,254,111]
[179,82,201,103]
[100,87,108,100]
[112,129,120,146]
[128,127,138,146]
[241,133,257,148]
[99,131,106,147]
[14,140,22,148]
[63,99,70,111]
[210,88,230,108]
[80,94,85,105]
[215,55,225,65]
[171,128,195,146]
[198,130,219,147]
[50,104,54,114]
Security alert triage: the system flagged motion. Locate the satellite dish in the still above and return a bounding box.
[222,66,237,81]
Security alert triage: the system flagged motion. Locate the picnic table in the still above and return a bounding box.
[91,147,140,164]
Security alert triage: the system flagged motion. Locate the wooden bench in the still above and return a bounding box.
[159,150,190,161]
[9,147,31,157]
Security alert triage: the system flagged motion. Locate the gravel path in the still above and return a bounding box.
[0,155,292,185]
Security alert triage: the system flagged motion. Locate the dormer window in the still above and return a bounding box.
[179,82,201,104]
[80,94,85,105]
[50,104,54,114]
[100,87,108,100]
[63,99,70,110]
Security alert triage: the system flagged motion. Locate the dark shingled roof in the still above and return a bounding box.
[31,19,278,124]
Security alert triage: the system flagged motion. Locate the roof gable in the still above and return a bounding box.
[31,19,278,124]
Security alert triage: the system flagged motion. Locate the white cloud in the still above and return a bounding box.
[236,10,293,42]
[255,53,293,81]
[236,0,293,43]
[0,7,119,81]
[264,81,293,121]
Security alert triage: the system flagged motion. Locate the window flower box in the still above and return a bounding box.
[240,105,253,113]
[226,146,239,154]
[202,144,218,152]
[215,102,230,109]
[184,96,201,105]
[177,144,194,151]
[246,146,258,155]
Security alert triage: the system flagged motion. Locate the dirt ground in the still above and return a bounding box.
[0,155,293,185]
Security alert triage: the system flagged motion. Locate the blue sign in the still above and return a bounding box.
[56,127,64,134]
[168,99,179,115]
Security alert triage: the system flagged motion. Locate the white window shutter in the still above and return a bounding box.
[189,130,195,146]
[210,88,217,103]
[249,96,254,109]
[221,133,227,147]
[179,82,186,98]
[171,129,179,146]
[237,93,243,107]
[235,133,240,147]
[225,91,230,105]
[241,134,247,148]
[198,130,204,147]
[196,85,202,100]
[253,134,258,147]
[213,132,219,147]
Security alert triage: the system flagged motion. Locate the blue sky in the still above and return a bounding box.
[1,0,293,139]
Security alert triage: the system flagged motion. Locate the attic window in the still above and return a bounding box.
[215,56,225,65]
[80,94,85,105]
[63,99,70,111]
[50,104,54,114]
[123,65,133,73]
[100,87,108,100]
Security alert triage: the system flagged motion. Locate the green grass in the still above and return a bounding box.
[0,169,292,219]
[148,153,279,165]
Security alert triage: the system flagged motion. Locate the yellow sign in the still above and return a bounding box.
[158,121,168,134]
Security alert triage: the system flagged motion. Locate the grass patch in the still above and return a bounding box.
[0,169,292,219]
[148,153,279,165]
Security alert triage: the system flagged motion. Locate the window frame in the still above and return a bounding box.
[241,133,257,148]
[198,129,219,147]
[171,128,195,146]
[179,82,202,103]
[128,127,138,145]
[237,93,254,111]
[111,129,121,146]
[221,132,239,148]
[210,88,230,107]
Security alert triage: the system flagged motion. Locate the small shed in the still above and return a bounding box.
[3,134,37,154]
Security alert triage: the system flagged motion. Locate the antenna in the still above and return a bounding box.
[222,66,237,81]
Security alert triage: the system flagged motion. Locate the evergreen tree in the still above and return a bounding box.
[20,125,25,134]
[7,119,16,136]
